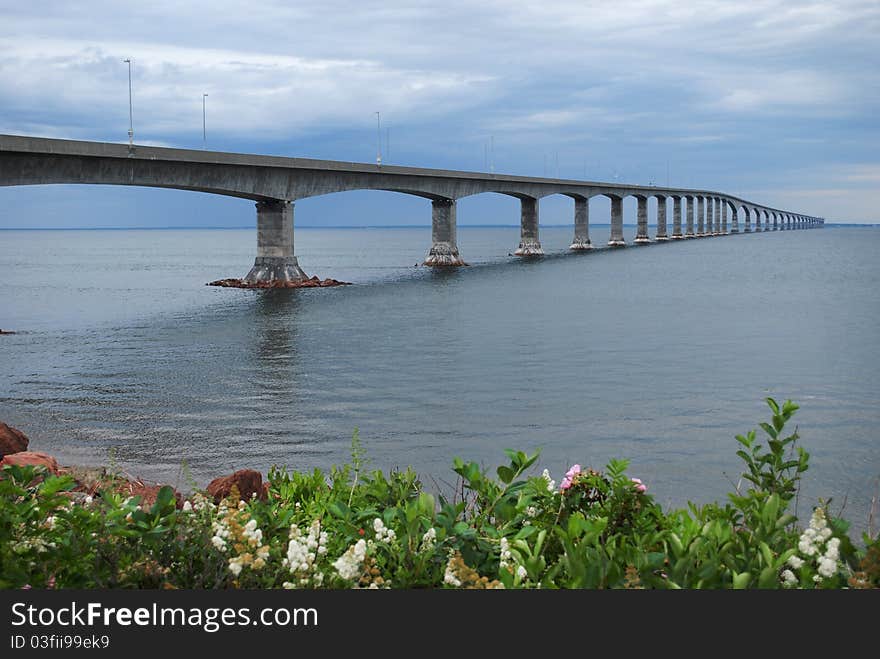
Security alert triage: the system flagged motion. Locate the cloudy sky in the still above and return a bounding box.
[1,0,877,227]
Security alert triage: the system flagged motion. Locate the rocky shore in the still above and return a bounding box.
[208,275,351,289]
[0,421,268,507]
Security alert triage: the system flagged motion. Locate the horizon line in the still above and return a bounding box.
[0,222,869,231]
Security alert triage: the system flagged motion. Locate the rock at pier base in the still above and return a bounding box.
[423,243,467,266]
[208,275,351,289]
[514,240,544,256]
[569,238,593,250]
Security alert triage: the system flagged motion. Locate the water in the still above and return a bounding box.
[1,225,878,531]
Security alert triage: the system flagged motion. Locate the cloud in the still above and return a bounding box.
[0,0,877,223]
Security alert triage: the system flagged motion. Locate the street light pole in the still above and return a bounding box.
[123,59,133,147]
[203,94,208,149]
[375,112,382,166]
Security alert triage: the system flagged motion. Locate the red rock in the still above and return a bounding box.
[207,276,351,289]
[119,482,182,508]
[1,451,59,474]
[206,469,264,503]
[0,422,29,456]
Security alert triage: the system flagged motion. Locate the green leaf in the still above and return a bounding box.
[732,572,751,589]
[515,525,537,540]
[327,502,350,519]
[496,465,515,484]
[417,492,435,519]
[758,567,778,589]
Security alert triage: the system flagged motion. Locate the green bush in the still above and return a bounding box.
[0,398,874,589]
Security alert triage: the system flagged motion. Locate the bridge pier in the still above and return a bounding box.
[424,198,465,266]
[608,196,626,246]
[705,198,714,236]
[721,202,728,234]
[697,197,706,236]
[685,196,695,238]
[515,197,543,256]
[244,200,308,284]
[656,196,669,240]
[635,196,650,244]
[714,198,721,235]
[569,197,593,250]
[671,197,683,238]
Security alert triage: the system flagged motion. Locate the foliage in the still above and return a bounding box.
[0,399,874,589]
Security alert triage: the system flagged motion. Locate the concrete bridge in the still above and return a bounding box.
[0,135,825,283]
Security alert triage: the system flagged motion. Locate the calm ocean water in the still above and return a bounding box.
[1,225,878,529]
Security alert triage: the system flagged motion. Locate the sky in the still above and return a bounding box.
[1,0,878,228]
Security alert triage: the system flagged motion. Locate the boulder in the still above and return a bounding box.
[119,482,182,508]
[0,451,59,475]
[0,422,29,456]
[206,469,264,503]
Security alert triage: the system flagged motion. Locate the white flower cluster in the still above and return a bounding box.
[798,507,833,557]
[181,500,193,513]
[243,519,262,544]
[419,527,437,553]
[783,507,844,587]
[282,520,328,587]
[372,518,396,543]
[190,493,215,512]
[443,552,461,587]
[333,539,367,581]
[781,569,797,587]
[541,469,556,493]
[211,517,229,551]
[499,537,513,572]
[12,536,56,555]
[499,537,527,581]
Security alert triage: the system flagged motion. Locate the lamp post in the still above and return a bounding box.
[202,93,208,149]
[123,58,133,147]
[375,112,382,166]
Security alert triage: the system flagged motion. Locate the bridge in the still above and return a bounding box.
[0,135,825,283]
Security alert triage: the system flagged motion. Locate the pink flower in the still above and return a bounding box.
[560,464,582,492]
[631,477,647,493]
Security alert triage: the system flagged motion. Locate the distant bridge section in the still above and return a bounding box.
[0,135,825,283]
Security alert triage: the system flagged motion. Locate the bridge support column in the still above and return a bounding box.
[721,202,728,234]
[608,196,626,246]
[656,196,669,240]
[705,198,714,236]
[569,197,593,249]
[697,197,705,236]
[635,197,650,244]
[244,200,308,284]
[424,198,465,266]
[756,213,763,232]
[672,197,683,238]
[685,197,695,238]
[515,197,543,256]
[714,198,721,235]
